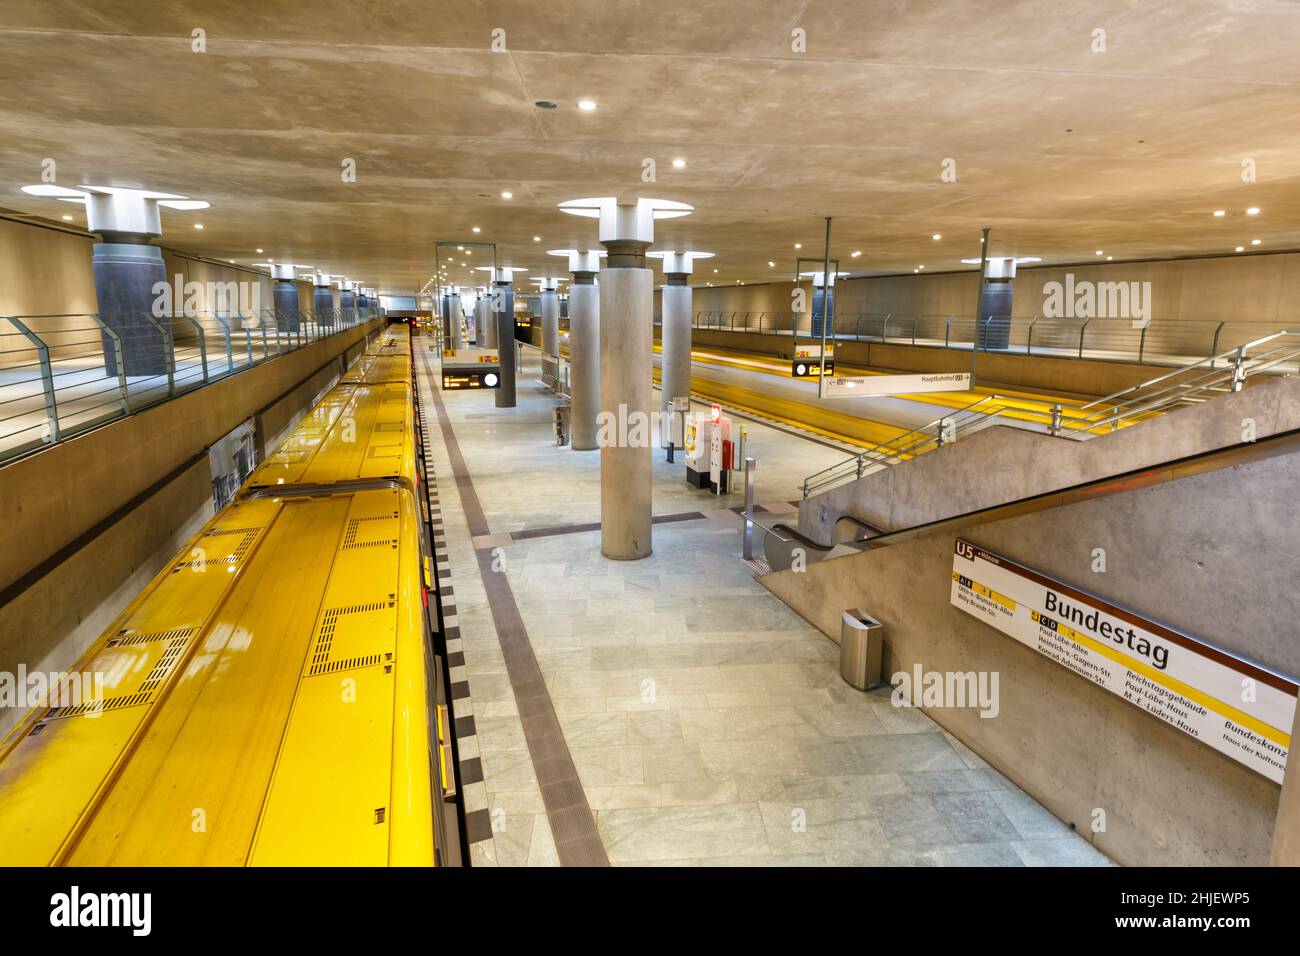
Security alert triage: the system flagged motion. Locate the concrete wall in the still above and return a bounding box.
[692,251,1300,356]
[689,329,1173,396]
[800,374,1300,546]
[0,215,289,364]
[0,319,382,737]
[762,447,1298,866]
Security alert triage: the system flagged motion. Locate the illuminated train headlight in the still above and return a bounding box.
[483,372,499,387]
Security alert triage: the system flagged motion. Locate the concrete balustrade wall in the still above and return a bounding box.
[0,318,383,738]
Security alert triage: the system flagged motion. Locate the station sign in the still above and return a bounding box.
[441,348,501,390]
[824,371,969,397]
[791,346,834,379]
[950,538,1296,782]
[791,358,834,378]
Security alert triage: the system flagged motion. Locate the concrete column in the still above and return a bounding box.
[268,263,305,331]
[977,256,1016,350]
[598,255,653,559]
[483,291,498,349]
[541,281,560,363]
[449,289,464,348]
[473,293,488,345]
[568,274,599,450]
[549,249,604,450]
[338,279,356,323]
[649,250,713,423]
[493,280,517,408]
[20,184,212,376]
[91,240,168,376]
[313,273,334,327]
[559,196,695,560]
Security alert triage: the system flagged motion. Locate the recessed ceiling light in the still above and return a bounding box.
[1236,246,1245,252]
[472,227,481,233]
[1095,250,1104,256]
[931,234,941,241]
[1107,256,1113,261]
[256,248,263,253]
[1251,238,1262,245]
[713,268,718,273]
[794,243,802,249]
[767,261,775,267]
[228,259,235,263]
[501,191,513,199]
[672,158,686,168]
[194,223,204,229]
[1247,207,1260,215]
[1213,210,1226,217]
[578,99,597,111]
[61,214,73,221]
[533,236,541,242]
[851,250,861,258]
[918,265,925,270]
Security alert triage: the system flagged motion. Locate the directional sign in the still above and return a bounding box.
[823,372,970,397]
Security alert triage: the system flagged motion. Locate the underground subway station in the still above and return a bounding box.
[0,0,1296,939]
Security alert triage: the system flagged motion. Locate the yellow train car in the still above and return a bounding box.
[344,324,413,385]
[0,329,460,867]
[243,380,419,494]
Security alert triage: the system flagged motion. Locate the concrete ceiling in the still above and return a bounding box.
[2,0,1299,295]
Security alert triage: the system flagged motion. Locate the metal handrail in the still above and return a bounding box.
[798,327,1300,500]
[0,306,386,466]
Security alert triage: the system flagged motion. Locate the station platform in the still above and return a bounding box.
[416,340,1112,867]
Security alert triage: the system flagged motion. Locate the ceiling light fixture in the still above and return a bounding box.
[1252,238,1262,245]
[194,223,204,229]
[1247,207,1260,215]
[533,235,541,241]
[1236,246,1245,252]
[1213,210,1226,217]
[672,158,686,168]
[1096,250,1104,256]
[851,250,861,258]
[768,261,775,267]
[932,234,941,241]
[256,248,263,253]
[794,243,802,249]
[501,191,513,199]
[472,226,481,233]
[578,99,597,111]
[61,214,73,221]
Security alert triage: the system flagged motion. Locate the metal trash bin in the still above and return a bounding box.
[839,608,883,691]
[552,405,570,446]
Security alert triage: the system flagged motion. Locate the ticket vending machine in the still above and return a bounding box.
[791,344,834,378]
[684,403,734,493]
[441,347,502,390]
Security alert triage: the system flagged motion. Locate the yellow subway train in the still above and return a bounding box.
[0,323,462,866]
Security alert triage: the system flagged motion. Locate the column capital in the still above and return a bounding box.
[548,248,606,274]
[557,196,692,245]
[648,250,714,276]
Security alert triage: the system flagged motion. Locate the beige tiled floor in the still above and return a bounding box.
[422,347,1111,867]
